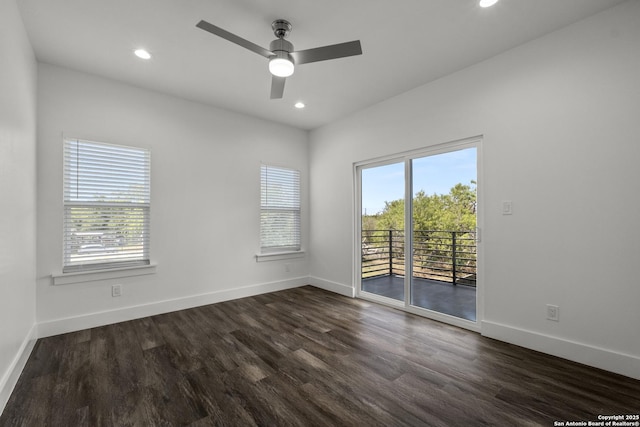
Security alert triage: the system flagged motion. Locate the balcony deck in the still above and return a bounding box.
[361,275,476,322]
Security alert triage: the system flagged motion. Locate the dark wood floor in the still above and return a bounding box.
[2,286,639,426]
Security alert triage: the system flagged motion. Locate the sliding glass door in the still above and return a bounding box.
[360,161,405,302]
[357,139,479,327]
[410,149,477,321]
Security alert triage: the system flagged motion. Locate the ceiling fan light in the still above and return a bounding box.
[269,57,294,77]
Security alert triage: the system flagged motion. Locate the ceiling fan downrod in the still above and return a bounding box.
[272,19,292,39]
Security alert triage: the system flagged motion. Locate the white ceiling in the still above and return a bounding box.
[18,0,628,130]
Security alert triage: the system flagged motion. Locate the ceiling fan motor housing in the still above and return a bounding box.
[269,38,294,62]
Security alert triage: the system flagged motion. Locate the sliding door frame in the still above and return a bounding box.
[354,136,483,332]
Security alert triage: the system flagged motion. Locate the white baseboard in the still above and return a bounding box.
[0,323,37,414]
[38,277,309,338]
[482,320,640,380]
[308,276,354,297]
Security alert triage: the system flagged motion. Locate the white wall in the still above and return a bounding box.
[36,63,309,335]
[0,0,38,410]
[309,0,640,379]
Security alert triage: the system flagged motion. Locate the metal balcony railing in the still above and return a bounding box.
[361,229,477,287]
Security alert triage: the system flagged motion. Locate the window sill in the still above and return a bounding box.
[255,251,305,262]
[52,263,157,285]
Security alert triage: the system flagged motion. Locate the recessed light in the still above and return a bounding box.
[134,49,152,60]
[479,0,499,7]
[294,102,305,109]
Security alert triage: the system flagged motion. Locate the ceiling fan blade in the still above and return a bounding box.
[196,20,273,59]
[270,76,286,99]
[290,40,362,65]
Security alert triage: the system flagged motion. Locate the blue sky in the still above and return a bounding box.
[362,147,477,215]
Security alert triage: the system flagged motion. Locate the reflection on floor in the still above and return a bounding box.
[361,275,476,321]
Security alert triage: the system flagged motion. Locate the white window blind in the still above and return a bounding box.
[260,165,301,253]
[63,139,151,272]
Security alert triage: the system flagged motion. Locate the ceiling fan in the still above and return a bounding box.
[196,19,362,99]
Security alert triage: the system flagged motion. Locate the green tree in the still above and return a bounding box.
[361,181,477,283]
[376,199,404,230]
[375,181,476,232]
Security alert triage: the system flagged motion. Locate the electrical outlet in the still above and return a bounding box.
[112,284,122,297]
[546,304,559,321]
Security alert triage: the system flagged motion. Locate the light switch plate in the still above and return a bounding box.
[502,200,513,215]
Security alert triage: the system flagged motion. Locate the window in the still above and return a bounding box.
[63,138,150,272]
[260,164,301,253]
